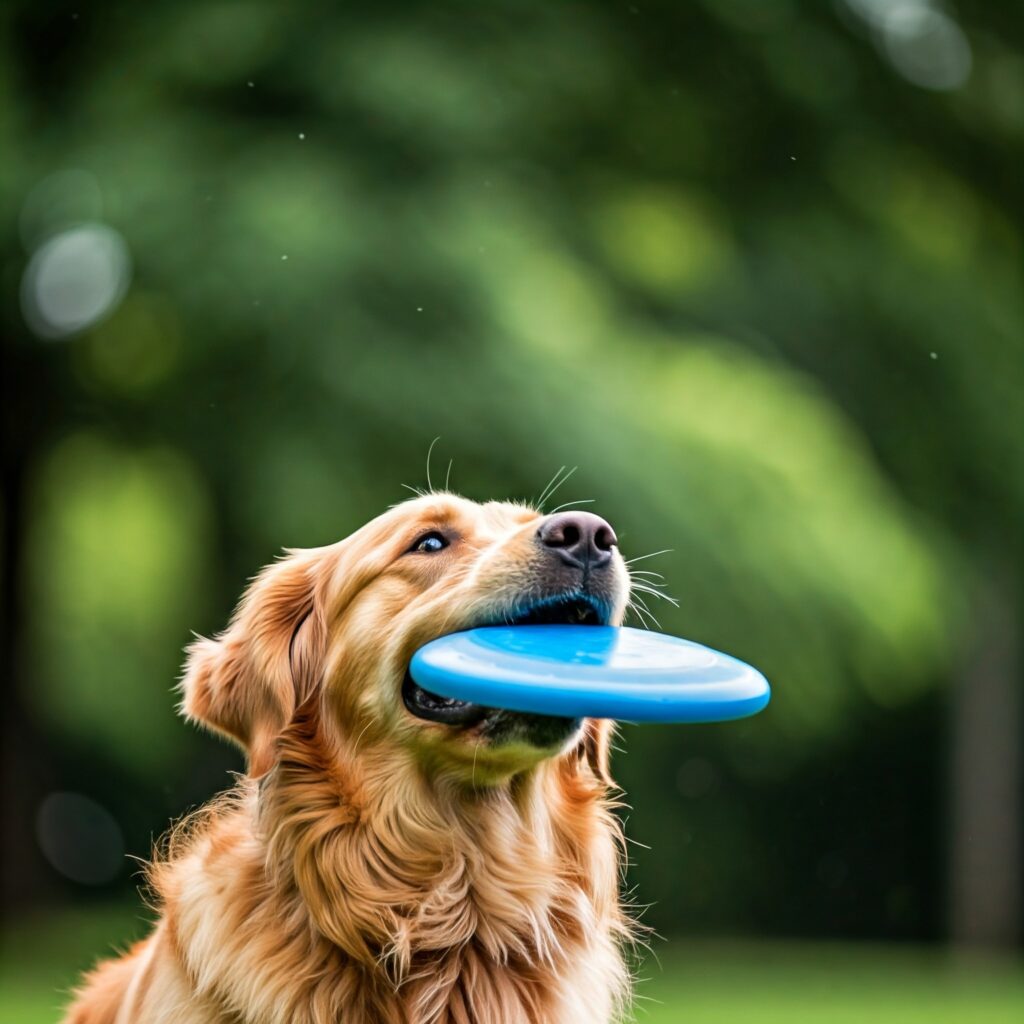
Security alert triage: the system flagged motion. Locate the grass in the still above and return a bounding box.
[2,904,1022,1023]
[1,903,149,1024]
[632,941,1024,1024]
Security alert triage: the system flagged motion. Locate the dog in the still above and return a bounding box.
[63,494,634,1024]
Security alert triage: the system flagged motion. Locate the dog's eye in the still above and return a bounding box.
[410,531,449,554]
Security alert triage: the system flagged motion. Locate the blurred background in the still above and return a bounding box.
[2,1,1022,1020]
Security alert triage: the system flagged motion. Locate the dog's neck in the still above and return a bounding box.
[159,704,630,1023]
[263,702,624,974]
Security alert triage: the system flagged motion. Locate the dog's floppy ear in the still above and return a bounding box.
[180,550,327,777]
[582,718,616,788]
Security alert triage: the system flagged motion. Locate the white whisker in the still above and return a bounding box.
[627,597,657,630]
[630,583,679,607]
[535,465,566,509]
[547,498,594,514]
[425,436,440,492]
[537,465,577,511]
[624,549,673,565]
[628,577,670,591]
[350,718,375,758]
[631,594,662,629]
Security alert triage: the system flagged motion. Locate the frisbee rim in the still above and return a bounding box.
[409,625,771,723]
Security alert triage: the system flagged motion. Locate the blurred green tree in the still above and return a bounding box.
[2,0,1019,944]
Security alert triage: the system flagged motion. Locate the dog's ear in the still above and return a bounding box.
[180,551,326,777]
[582,718,616,788]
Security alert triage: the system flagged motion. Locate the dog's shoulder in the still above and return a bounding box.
[61,936,151,1024]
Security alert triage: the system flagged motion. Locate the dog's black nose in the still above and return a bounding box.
[537,511,618,571]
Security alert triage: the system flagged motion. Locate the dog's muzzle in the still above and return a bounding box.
[402,593,606,745]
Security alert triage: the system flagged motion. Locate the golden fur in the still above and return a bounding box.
[63,494,633,1024]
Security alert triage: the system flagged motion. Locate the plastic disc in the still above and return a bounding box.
[409,625,770,723]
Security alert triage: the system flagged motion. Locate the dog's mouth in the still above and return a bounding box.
[402,593,606,729]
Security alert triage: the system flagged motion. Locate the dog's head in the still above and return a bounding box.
[180,494,629,786]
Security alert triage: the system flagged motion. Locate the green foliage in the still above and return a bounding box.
[24,434,213,775]
[3,0,1020,940]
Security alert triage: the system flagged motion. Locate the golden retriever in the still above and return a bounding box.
[63,493,633,1024]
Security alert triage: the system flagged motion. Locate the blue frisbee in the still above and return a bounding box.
[410,626,770,723]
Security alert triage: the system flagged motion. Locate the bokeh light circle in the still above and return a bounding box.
[20,223,132,340]
[882,7,972,91]
[35,791,125,885]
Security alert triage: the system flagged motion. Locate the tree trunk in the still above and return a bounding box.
[949,566,1022,947]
